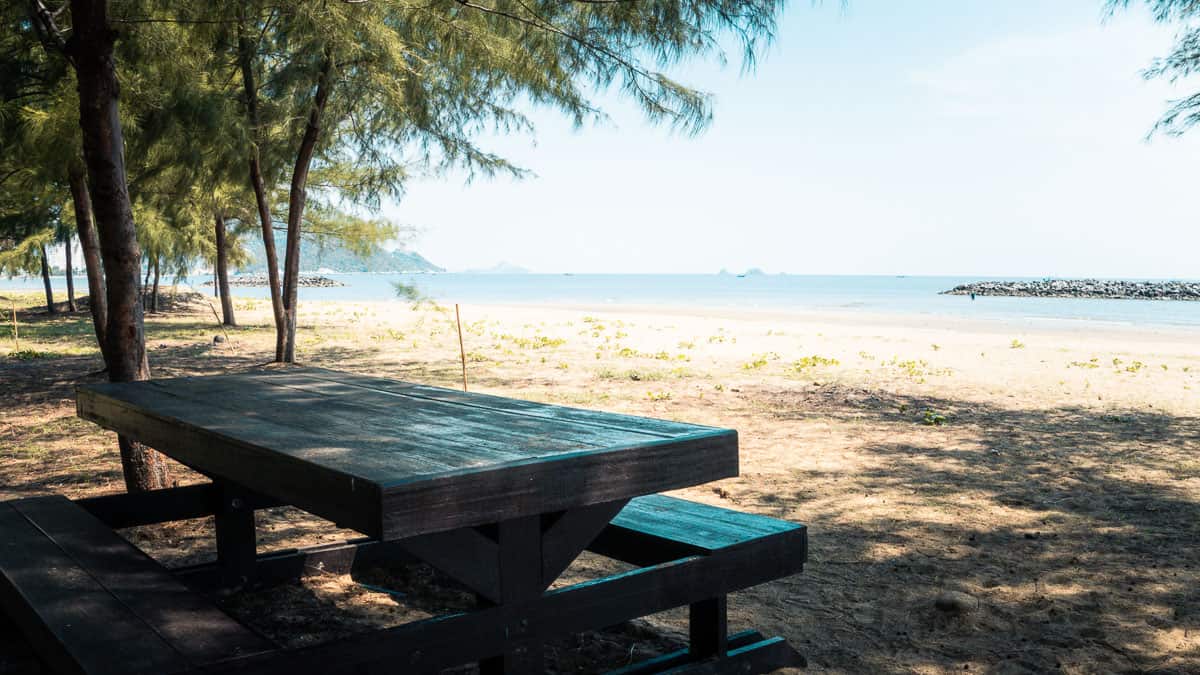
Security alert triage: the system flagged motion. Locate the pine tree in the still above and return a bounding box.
[1111,1,1200,135]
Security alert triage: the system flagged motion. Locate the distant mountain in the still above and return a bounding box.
[465,262,531,274]
[237,233,443,274]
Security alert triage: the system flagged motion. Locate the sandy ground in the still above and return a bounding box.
[2,290,1198,674]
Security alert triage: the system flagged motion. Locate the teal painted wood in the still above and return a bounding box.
[75,367,739,540]
[0,496,273,674]
[611,495,806,554]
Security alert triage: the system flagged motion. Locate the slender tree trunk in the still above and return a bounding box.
[281,53,334,363]
[213,267,219,297]
[39,243,56,314]
[67,0,170,492]
[142,256,151,309]
[68,163,108,357]
[151,256,160,314]
[214,213,237,326]
[237,14,287,360]
[64,238,77,312]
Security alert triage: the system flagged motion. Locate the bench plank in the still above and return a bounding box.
[611,495,805,553]
[0,497,273,674]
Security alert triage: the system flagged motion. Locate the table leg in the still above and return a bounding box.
[479,516,544,674]
[214,481,256,587]
[689,596,728,658]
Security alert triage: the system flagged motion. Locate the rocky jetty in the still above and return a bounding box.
[203,274,345,288]
[942,279,1200,301]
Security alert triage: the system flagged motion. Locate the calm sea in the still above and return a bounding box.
[6,273,1200,329]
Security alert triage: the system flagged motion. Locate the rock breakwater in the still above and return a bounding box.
[942,279,1200,301]
[203,274,345,288]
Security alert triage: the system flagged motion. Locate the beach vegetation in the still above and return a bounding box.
[1069,358,1101,369]
[646,391,673,402]
[1010,339,1026,349]
[792,355,840,371]
[743,352,781,369]
[922,409,947,426]
[5,348,55,361]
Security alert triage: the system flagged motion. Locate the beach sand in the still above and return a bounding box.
[2,292,1198,673]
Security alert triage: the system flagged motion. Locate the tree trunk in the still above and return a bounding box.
[151,256,160,314]
[281,53,334,363]
[67,0,170,492]
[142,256,151,309]
[69,163,108,358]
[64,237,77,312]
[39,243,56,314]
[237,14,287,361]
[214,213,237,326]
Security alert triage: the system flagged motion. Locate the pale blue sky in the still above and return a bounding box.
[383,1,1199,276]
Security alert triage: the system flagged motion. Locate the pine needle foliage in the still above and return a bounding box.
[1110,0,1200,136]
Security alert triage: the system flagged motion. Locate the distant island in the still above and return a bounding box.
[943,279,1200,301]
[238,233,444,274]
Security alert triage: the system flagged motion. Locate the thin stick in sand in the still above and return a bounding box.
[455,303,468,392]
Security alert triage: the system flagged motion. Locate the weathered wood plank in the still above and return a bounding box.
[76,369,738,542]
[295,367,708,437]
[378,432,736,540]
[210,539,800,675]
[76,385,385,536]
[7,497,274,670]
[608,495,805,555]
[0,500,192,674]
[540,499,629,588]
[76,484,282,530]
[398,527,501,603]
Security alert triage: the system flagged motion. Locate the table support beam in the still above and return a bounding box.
[214,482,257,588]
[480,515,543,675]
[211,540,804,675]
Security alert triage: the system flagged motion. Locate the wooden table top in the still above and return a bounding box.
[76,367,738,540]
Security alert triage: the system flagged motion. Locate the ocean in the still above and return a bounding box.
[5,273,1200,329]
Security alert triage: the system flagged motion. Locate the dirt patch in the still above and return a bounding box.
[2,295,1198,673]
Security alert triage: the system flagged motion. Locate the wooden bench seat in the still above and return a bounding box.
[590,494,807,567]
[587,494,808,672]
[0,496,274,675]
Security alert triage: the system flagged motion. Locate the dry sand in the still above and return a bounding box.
[2,292,1198,673]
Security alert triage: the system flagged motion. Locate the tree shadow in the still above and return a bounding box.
[719,383,1200,673]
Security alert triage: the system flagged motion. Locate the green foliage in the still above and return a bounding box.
[792,355,840,371]
[5,348,55,361]
[922,409,947,426]
[1110,1,1200,135]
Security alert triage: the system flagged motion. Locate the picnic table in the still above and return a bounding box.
[0,367,807,674]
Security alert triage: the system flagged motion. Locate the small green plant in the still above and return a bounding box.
[555,362,570,370]
[1124,360,1145,373]
[792,355,840,371]
[1069,358,1100,369]
[922,409,947,426]
[677,340,696,350]
[646,391,672,401]
[713,383,725,392]
[1010,339,1025,349]
[931,344,941,351]
[742,355,769,370]
[6,348,54,360]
